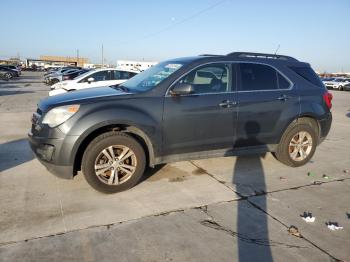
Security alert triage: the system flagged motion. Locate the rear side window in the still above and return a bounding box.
[239,63,290,91]
[114,71,136,80]
[289,66,323,88]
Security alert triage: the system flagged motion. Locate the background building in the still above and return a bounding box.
[26,55,89,68]
[116,60,158,71]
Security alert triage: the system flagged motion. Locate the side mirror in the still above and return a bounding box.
[87,77,94,83]
[170,83,194,96]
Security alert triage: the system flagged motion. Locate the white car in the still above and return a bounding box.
[322,78,350,90]
[49,68,138,96]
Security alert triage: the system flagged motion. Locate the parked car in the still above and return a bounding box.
[323,78,350,90]
[44,67,81,84]
[49,68,138,96]
[28,52,332,193]
[1,65,21,75]
[0,66,18,77]
[44,66,80,76]
[46,68,82,85]
[0,68,13,80]
[343,82,350,91]
[61,69,90,81]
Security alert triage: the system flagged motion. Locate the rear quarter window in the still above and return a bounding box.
[289,66,323,88]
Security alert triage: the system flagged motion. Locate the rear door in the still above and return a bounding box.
[235,63,299,147]
[162,63,238,155]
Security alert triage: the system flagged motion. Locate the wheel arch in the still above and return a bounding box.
[72,123,155,176]
[277,115,321,146]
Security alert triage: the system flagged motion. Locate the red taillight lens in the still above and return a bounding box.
[323,91,333,109]
[63,76,69,80]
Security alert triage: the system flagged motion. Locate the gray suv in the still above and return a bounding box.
[28,52,332,193]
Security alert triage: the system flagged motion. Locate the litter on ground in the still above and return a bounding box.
[326,222,344,231]
[307,172,315,177]
[288,226,301,237]
[301,212,316,223]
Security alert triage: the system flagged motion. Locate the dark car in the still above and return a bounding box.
[0,65,19,77]
[343,82,350,91]
[0,68,13,80]
[2,65,21,75]
[28,52,333,193]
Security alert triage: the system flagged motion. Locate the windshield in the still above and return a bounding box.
[121,61,184,91]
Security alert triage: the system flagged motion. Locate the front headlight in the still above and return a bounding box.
[42,105,80,127]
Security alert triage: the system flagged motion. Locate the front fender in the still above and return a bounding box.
[59,98,163,165]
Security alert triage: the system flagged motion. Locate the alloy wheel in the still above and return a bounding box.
[94,145,137,185]
[288,131,313,161]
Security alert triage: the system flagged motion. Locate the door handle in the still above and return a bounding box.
[219,100,237,108]
[277,94,290,101]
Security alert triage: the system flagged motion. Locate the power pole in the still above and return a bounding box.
[101,44,104,67]
[76,49,79,66]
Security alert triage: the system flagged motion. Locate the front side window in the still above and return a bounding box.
[239,63,291,91]
[176,64,229,94]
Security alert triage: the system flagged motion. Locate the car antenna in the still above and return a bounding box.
[274,44,280,55]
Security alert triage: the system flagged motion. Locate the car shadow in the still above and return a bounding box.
[0,90,34,96]
[232,121,273,261]
[140,164,166,183]
[0,139,34,173]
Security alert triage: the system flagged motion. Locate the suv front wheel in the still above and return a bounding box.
[82,132,146,193]
[274,123,317,167]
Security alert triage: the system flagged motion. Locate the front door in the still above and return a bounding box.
[162,63,237,156]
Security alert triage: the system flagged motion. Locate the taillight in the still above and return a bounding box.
[323,91,333,109]
[63,76,69,80]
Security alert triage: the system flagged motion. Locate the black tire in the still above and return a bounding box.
[50,79,59,85]
[82,131,146,193]
[274,123,317,167]
[5,73,12,80]
[339,86,343,91]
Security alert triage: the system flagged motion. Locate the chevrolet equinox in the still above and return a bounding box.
[28,52,333,193]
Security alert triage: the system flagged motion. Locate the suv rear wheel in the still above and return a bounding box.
[82,132,146,193]
[274,123,317,167]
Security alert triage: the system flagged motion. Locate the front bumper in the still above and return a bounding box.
[28,131,78,179]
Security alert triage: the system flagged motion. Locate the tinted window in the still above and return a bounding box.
[289,66,323,87]
[114,71,136,80]
[239,63,278,91]
[278,73,290,89]
[178,64,229,94]
[239,63,291,91]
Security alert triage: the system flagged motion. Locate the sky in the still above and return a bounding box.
[1,0,349,72]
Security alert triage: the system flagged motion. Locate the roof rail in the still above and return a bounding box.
[226,52,298,62]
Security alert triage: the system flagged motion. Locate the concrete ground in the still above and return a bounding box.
[0,71,349,262]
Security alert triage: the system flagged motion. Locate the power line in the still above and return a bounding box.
[117,0,228,45]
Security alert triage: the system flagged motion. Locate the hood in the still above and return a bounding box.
[39,86,131,112]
